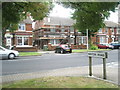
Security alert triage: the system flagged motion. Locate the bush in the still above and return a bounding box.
[90,44,98,50]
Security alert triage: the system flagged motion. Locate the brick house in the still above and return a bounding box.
[5,16,37,52]
[91,21,119,44]
[33,16,87,50]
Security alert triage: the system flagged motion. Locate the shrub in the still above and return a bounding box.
[90,44,98,50]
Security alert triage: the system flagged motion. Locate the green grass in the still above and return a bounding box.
[2,76,118,88]
[72,49,111,53]
[19,52,41,56]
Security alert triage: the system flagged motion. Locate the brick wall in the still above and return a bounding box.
[48,44,87,51]
[14,46,38,52]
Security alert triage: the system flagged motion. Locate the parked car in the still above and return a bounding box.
[97,43,114,49]
[0,46,19,60]
[110,42,120,49]
[55,44,72,54]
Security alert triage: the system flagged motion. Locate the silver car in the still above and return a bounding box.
[0,46,19,60]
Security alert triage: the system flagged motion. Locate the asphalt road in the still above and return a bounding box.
[2,50,118,76]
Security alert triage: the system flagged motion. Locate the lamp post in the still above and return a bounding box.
[86,29,89,50]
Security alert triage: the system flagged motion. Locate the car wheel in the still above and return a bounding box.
[69,49,72,53]
[55,50,57,53]
[61,49,64,54]
[8,53,15,59]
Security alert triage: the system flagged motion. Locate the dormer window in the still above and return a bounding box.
[18,24,25,31]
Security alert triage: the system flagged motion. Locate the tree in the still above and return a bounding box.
[2,2,53,46]
[61,2,118,45]
[2,2,53,30]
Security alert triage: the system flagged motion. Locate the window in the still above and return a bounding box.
[70,27,74,32]
[50,28,55,32]
[98,28,102,33]
[83,37,87,44]
[17,37,22,45]
[24,37,29,45]
[50,39,60,45]
[105,28,108,34]
[79,37,87,45]
[116,28,119,34]
[111,28,114,34]
[61,26,64,32]
[17,36,29,46]
[18,24,25,31]
[100,36,106,44]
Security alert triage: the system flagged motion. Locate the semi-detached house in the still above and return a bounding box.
[5,16,37,52]
[91,21,119,44]
[5,16,119,51]
[33,16,87,50]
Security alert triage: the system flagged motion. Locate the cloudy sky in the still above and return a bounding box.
[50,3,118,23]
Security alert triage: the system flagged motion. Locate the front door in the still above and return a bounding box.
[6,37,11,46]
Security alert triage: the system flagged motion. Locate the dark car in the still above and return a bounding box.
[110,42,120,49]
[55,44,72,54]
[97,43,114,49]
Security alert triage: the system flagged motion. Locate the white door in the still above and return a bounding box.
[6,38,11,46]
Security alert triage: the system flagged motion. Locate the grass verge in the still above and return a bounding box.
[2,76,118,88]
[72,49,111,53]
[19,52,41,56]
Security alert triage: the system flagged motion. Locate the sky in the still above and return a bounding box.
[50,3,118,23]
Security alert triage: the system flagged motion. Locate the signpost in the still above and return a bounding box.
[88,52,108,79]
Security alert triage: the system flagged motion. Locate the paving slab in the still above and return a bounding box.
[1,64,119,85]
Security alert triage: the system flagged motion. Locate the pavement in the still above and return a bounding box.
[1,63,119,85]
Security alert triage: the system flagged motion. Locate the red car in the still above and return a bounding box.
[97,43,113,49]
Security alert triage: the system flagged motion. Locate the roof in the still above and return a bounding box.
[104,21,118,27]
[43,16,75,26]
[20,17,33,24]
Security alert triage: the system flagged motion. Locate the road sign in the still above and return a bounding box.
[88,51,108,79]
[88,52,108,58]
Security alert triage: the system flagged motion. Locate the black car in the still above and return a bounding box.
[55,44,72,54]
[110,42,120,49]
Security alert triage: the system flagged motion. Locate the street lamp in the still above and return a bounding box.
[86,29,89,50]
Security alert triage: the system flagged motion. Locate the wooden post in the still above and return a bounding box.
[89,57,92,76]
[103,58,106,79]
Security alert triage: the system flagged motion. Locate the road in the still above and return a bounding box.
[2,50,118,76]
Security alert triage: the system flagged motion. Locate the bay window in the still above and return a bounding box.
[17,36,29,46]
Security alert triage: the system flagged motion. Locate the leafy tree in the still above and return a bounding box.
[2,2,53,30]
[2,2,53,46]
[61,2,118,45]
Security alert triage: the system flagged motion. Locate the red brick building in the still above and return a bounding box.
[33,16,87,50]
[5,16,37,52]
[91,21,119,45]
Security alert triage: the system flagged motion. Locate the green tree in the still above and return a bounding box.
[61,2,118,45]
[2,2,53,30]
[2,2,53,46]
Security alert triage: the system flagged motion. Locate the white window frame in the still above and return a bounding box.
[17,36,29,47]
[50,39,60,45]
[18,23,26,31]
[79,36,87,45]
[100,36,106,44]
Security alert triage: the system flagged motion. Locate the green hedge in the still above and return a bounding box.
[90,44,98,50]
